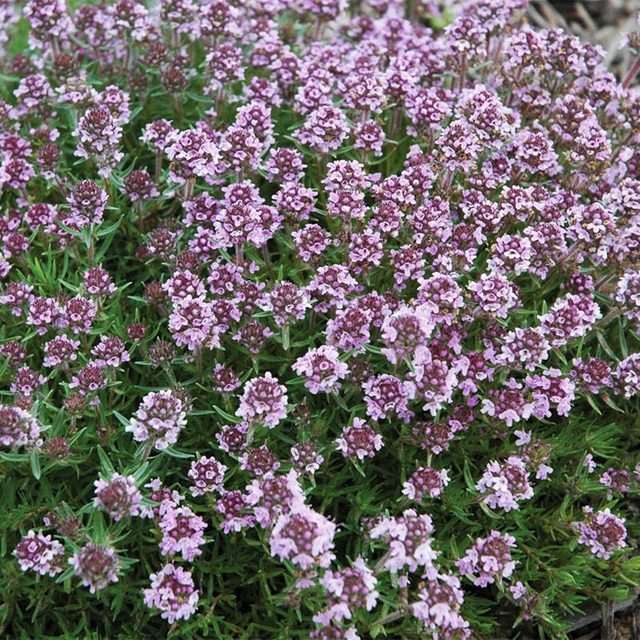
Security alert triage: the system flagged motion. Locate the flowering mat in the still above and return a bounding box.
[1,0,640,638]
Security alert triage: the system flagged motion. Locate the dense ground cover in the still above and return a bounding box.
[1,0,640,638]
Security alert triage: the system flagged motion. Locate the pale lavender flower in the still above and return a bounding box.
[335,418,383,461]
[615,354,640,398]
[68,363,107,397]
[456,531,517,587]
[362,374,414,423]
[0,404,41,449]
[126,390,187,450]
[143,563,199,623]
[188,456,227,496]
[468,273,519,319]
[493,327,550,371]
[380,305,435,365]
[144,478,184,521]
[313,557,379,625]
[67,180,109,228]
[403,467,449,501]
[236,372,288,428]
[295,106,348,154]
[83,266,117,296]
[165,128,220,184]
[269,505,336,570]
[70,543,120,593]
[14,530,65,576]
[293,346,349,394]
[158,505,207,561]
[411,571,469,638]
[245,470,305,528]
[291,442,324,475]
[538,294,602,348]
[93,473,143,521]
[370,510,438,573]
[168,296,218,351]
[73,106,123,178]
[476,456,534,512]
[26,296,64,335]
[91,336,130,367]
[573,507,627,559]
[215,490,255,533]
[262,281,310,328]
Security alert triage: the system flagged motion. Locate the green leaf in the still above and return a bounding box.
[462,459,476,493]
[618,318,628,357]
[605,586,629,602]
[163,447,194,459]
[112,411,130,428]
[212,405,241,423]
[96,445,116,476]
[0,451,29,462]
[30,449,41,480]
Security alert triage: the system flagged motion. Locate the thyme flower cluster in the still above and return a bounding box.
[1,0,639,637]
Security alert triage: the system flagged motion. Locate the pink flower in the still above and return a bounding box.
[70,543,120,593]
[291,442,324,475]
[313,557,378,625]
[335,418,383,461]
[295,106,348,154]
[245,470,306,528]
[73,106,123,178]
[476,456,534,512]
[93,473,143,521]
[188,456,227,497]
[91,336,130,367]
[293,345,349,394]
[143,478,184,521]
[370,509,437,573]
[158,505,207,561]
[0,404,42,449]
[411,572,469,637]
[215,490,255,533]
[67,180,108,227]
[262,281,310,327]
[573,507,627,559]
[236,373,288,428]
[403,467,449,501]
[362,374,414,423]
[380,305,435,365]
[456,531,517,587]
[165,128,220,184]
[468,273,519,319]
[14,530,65,576]
[269,505,336,570]
[168,296,218,351]
[539,294,601,348]
[126,390,187,450]
[143,563,199,623]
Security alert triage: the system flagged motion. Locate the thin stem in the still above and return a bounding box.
[595,273,616,292]
[372,608,407,627]
[611,130,635,164]
[155,150,162,182]
[87,224,95,266]
[135,201,143,233]
[373,550,391,575]
[622,54,640,89]
[598,307,622,329]
[141,440,154,463]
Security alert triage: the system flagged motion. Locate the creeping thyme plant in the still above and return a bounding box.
[1,0,640,638]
